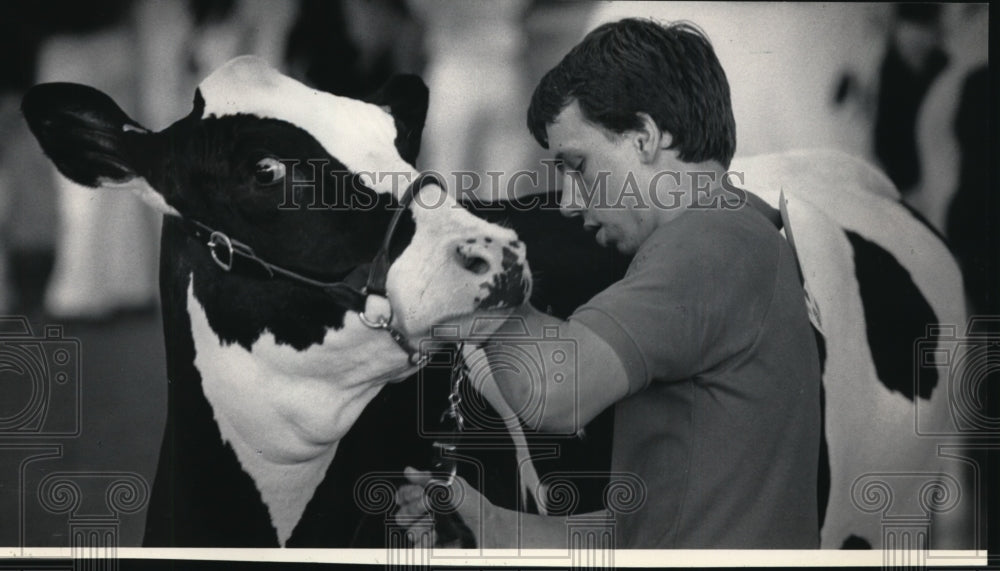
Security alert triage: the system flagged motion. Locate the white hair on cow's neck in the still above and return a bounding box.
[198,56,417,196]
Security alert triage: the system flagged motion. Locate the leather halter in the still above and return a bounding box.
[184,172,445,365]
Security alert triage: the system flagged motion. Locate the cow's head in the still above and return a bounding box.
[23,56,530,351]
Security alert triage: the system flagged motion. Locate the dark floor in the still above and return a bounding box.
[2,297,167,547]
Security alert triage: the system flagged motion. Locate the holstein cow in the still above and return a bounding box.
[22,56,536,547]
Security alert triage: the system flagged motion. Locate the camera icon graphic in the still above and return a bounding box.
[0,316,81,436]
[914,317,999,436]
[417,315,579,437]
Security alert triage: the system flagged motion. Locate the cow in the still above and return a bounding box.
[22,55,536,547]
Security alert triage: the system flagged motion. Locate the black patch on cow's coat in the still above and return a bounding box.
[477,246,529,309]
[846,230,939,400]
[840,534,872,549]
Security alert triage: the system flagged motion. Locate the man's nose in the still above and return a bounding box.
[558,186,582,219]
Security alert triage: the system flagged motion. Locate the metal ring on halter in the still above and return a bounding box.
[358,307,392,329]
[207,231,235,272]
[359,291,394,330]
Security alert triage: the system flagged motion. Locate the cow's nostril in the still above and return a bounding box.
[456,246,491,275]
[465,255,491,275]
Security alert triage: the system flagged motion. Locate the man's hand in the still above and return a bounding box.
[394,466,601,549]
[393,466,514,548]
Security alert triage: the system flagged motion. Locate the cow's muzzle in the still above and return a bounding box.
[454,238,531,310]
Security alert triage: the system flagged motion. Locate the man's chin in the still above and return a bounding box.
[596,228,622,251]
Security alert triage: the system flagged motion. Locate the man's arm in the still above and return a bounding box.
[483,304,630,433]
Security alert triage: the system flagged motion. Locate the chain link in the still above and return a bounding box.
[431,342,467,485]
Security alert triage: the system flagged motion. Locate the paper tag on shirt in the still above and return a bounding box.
[779,190,824,336]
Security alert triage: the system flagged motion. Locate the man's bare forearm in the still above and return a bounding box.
[483,305,629,433]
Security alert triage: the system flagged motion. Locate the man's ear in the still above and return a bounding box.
[366,74,429,165]
[633,112,670,164]
[22,82,150,188]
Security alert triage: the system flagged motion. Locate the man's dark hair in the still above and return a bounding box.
[527,18,736,168]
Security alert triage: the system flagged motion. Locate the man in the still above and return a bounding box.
[397,18,821,549]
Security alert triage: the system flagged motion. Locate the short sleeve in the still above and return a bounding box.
[569,211,777,394]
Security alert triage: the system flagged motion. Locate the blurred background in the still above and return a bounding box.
[0,0,991,547]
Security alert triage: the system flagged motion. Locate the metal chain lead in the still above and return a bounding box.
[431,342,467,485]
[449,342,467,431]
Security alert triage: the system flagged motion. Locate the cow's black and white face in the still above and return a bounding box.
[23,56,530,343]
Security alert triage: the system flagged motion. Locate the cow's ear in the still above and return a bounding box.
[367,74,428,165]
[22,82,151,188]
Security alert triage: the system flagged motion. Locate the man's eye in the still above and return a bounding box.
[254,157,286,186]
[574,160,586,174]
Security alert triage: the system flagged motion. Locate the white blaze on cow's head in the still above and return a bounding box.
[22,56,531,346]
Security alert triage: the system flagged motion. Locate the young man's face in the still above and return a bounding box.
[547,101,669,256]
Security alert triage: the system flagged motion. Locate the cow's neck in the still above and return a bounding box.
[185,276,416,545]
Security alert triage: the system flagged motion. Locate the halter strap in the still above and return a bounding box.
[365,171,443,297]
[184,219,371,311]
[183,171,447,364]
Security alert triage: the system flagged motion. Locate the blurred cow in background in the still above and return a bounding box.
[732,150,974,549]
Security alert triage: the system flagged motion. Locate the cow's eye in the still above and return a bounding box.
[254,157,286,186]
